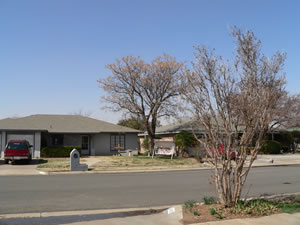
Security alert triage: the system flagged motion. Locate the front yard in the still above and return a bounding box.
[37,158,87,171]
[91,155,203,171]
[37,155,204,172]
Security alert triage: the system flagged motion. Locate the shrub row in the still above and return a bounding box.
[41,146,81,157]
[260,140,281,154]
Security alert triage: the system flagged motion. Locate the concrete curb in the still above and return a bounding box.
[250,163,300,168]
[246,192,300,201]
[0,205,174,219]
[42,163,300,175]
[45,167,212,175]
[1,162,299,177]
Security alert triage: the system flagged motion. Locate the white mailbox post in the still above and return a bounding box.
[70,149,88,171]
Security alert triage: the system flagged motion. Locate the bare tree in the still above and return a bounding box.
[117,116,145,131]
[71,109,92,117]
[280,94,300,128]
[99,54,184,154]
[183,27,286,207]
[266,93,300,130]
[288,94,300,127]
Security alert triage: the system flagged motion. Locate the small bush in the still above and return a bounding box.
[260,140,282,154]
[209,207,216,215]
[246,208,252,214]
[216,212,225,219]
[184,200,196,212]
[203,196,217,205]
[193,210,199,216]
[142,137,149,151]
[233,199,279,216]
[209,207,225,219]
[279,203,300,214]
[41,146,81,157]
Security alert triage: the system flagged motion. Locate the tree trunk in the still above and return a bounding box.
[148,116,157,157]
[149,135,155,156]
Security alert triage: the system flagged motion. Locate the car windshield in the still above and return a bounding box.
[6,142,28,150]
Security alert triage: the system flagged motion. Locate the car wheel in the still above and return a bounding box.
[4,159,9,164]
[28,155,32,164]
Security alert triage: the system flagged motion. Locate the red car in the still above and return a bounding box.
[218,145,238,160]
[208,144,238,160]
[4,140,32,164]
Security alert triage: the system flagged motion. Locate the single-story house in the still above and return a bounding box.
[0,114,140,158]
[138,118,204,154]
[139,118,296,154]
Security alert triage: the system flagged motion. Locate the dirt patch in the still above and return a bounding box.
[181,204,280,224]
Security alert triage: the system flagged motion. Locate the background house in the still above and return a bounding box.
[138,118,204,154]
[0,114,140,158]
[139,118,300,155]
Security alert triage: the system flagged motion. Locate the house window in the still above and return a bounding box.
[81,136,89,150]
[51,134,64,146]
[110,134,125,151]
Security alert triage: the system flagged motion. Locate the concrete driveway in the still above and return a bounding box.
[0,159,42,176]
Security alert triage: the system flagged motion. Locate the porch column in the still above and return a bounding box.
[1,131,6,158]
[34,132,41,158]
[90,135,95,156]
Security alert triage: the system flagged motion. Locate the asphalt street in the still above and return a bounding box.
[0,165,299,214]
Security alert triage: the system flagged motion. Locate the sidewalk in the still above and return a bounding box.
[1,205,300,225]
[250,154,300,167]
[194,212,300,225]
[67,206,183,225]
[67,212,300,225]
[0,206,182,225]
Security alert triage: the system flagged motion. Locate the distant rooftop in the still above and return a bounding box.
[0,114,139,133]
[139,118,205,136]
[139,117,292,137]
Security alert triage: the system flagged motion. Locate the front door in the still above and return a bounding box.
[81,136,89,155]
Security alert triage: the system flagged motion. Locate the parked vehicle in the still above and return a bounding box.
[208,144,238,160]
[4,140,32,164]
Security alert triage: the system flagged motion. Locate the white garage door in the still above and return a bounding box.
[7,134,34,149]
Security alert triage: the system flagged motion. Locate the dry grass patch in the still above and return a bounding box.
[37,155,204,172]
[37,158,86,172]
[90,155,203,171]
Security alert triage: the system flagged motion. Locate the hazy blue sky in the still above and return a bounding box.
[0,0,299,123]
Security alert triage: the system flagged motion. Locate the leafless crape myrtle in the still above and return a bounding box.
[182,27,286,206]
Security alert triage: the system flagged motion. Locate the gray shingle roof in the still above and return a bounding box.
[0,114,139,133]
[138,118,205,136]
[155,118,203,134]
